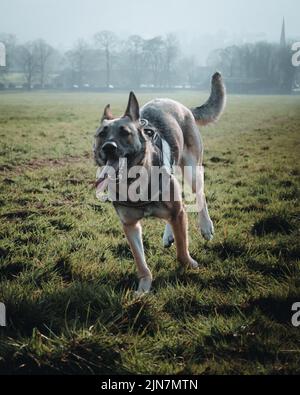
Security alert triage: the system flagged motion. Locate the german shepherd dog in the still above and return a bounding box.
[94,72,226,294]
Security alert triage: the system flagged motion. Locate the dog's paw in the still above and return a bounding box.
[163,234,175,248]
[136,276,152,295]
[189,257,199,270]
[200,220,215,241]
[163,225,175,248]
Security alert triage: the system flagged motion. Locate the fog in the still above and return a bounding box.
[1,0,299,93]
[1,0,299,50]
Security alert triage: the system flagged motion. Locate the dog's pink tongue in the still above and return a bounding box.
[95,159,120,196]
[96,174,108,194]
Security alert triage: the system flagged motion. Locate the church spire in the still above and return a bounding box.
[280,17,286,48]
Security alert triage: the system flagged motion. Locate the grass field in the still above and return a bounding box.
[0,91,299,375]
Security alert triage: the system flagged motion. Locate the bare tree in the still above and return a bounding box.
[277,45,295,93]
[94,31,118,88]
[163,34,179,87]
[125,35,145,88]
[143,36,165,87]
[34,39,53,88]
[18,42,38,89]
[66,39,89,88]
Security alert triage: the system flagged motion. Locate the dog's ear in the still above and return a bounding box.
[124,92,140,122]
[101,104,113,122]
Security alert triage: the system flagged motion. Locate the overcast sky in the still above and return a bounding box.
[1,0,299,48]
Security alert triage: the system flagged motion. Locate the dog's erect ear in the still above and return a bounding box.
[124,92,140,122]
[101,104,113,122]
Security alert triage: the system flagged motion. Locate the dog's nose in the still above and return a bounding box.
[102,142,118,157]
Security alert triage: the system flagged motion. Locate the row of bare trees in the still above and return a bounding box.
[207,42,296,93]
[0,31,298,92]
[0,33,56,89]
[0,31,190,90]
[19,39,54,88]
[65,32,180,89]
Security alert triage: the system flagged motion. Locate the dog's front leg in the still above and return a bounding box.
[170,206,199,270]
[123,222,153,294]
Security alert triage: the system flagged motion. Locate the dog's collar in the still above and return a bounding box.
[140,118,156,140]
[140,119,149,128]
[140,119,174,173]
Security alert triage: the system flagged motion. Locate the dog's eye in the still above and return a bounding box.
[95,126,108,138]
[120,126,131,136]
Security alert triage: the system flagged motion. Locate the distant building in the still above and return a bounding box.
[280,18,286,48]
[277,17,296,93]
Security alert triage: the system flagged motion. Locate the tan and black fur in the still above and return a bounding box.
[94,72,226,294]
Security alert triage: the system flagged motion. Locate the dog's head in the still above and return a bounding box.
[94,92,147,175]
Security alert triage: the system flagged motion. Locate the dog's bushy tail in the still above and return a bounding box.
[191,72,226,126]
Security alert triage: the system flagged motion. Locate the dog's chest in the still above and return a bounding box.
[115,202,169,224]
[143,206,155,218]
[142,203,170,220]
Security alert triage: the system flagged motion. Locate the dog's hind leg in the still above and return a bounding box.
[163,223,175,248]
[123,221,153,294]
[182,155,214,241]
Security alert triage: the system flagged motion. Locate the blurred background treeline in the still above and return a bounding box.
[0,22,299,94]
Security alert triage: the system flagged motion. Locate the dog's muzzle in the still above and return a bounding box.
[101,141,118,158]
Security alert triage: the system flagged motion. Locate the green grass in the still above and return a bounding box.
[0,91,299,375]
